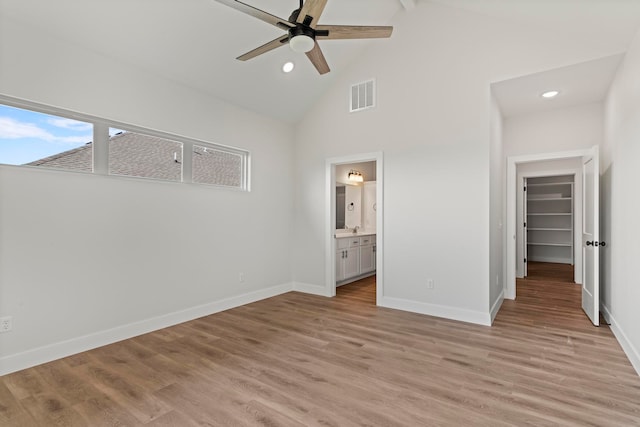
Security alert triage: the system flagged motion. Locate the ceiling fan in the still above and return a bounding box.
[214,0,393,75]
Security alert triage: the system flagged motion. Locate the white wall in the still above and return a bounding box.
[602,28,640,375]
[489,94,504,321]
[503,103,604,159]
[0,18,295,374]
[292,1,621,325]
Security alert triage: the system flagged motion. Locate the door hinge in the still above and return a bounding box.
[524,258,527,263]
[524,186,527,191]
[524,222,527,228]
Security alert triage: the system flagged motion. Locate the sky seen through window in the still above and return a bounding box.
[0,105,93,165]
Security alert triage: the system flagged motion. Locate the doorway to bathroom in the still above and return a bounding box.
[325,152,384,305]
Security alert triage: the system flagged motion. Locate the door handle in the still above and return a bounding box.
[586,241,594,246]
[586,241,607,247]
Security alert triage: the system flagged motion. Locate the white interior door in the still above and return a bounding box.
[523,177,528,277]
[582,147,600,326]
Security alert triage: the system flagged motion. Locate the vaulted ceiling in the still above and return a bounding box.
[3,0,640,122]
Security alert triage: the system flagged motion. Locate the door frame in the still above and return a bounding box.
[325,152,384,303]
[506,148,591,299]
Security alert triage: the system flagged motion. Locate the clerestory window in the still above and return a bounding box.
[0,100,250,191]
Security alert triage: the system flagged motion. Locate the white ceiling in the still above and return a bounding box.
[429,0,640,54]
[3,0,640,123]
[1,0,402,123]
[492,54,625,118]
[433,0,640,118]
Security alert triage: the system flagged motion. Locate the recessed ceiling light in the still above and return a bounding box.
[541,90,560,99]
[282,62,295,73]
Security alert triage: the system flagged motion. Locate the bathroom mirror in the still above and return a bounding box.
[336,184,361,230]
[336,186,346,229]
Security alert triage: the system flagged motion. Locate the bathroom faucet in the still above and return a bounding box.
[353,225,360,234]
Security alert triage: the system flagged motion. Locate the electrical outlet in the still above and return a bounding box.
[426,279,434,289]
[239,272,245,283]
[0,316,12,333]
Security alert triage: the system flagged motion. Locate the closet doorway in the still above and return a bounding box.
[524,174,576,280]
[507,147,602,326]
[513,159,584,288]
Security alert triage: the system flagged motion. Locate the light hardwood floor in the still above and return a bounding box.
[2,267,640,426]
[525,261,575,284]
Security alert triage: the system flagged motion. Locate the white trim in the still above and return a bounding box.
[379,296,492,326]
[325,152,384,303]
[0,282,293,376]
[601,304,640,377]
[293,282,331,297]
[375,158,384,305]
[490,289,504,324]
[506,148,591,300]
[93,123,109,175]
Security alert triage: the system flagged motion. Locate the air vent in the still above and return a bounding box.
[350,79,375,112]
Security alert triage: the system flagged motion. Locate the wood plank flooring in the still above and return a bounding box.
[2,269,640,426]
[525,261,575,283]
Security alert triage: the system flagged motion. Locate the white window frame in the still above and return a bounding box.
[0,95,250,191]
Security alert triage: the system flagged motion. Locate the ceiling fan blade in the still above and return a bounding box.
[214,0,294,30]
[297,0,328,29]
[305,41,330,75]
[316,25,393,40]
[237,36,290,61]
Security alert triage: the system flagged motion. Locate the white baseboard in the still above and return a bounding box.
[0,282,293,376]
[292,282,331,297]
[379,296,492,326]
[601,303,640,377]
[490,290,504,324]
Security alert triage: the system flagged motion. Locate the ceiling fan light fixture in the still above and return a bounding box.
[290,34,315,53]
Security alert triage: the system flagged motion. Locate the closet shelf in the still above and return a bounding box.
[527,182,573,187]
[525,176,574,265]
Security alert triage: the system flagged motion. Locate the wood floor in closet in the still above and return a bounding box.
[2,265,640,426]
